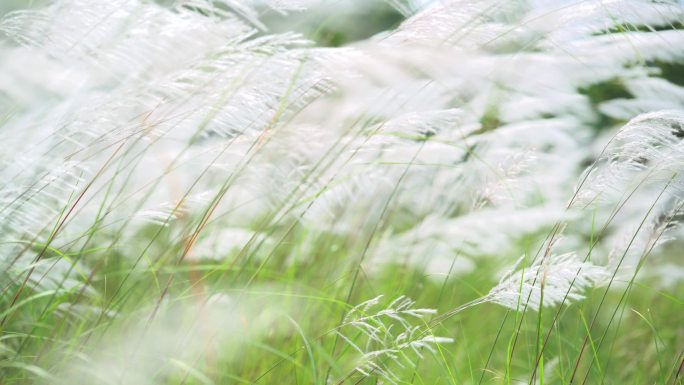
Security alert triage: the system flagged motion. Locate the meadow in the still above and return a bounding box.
[0,0,683,383]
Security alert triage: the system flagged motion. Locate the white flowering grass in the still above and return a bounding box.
[1,0,684,384]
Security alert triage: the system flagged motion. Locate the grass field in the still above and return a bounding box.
[1,0,684,384]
